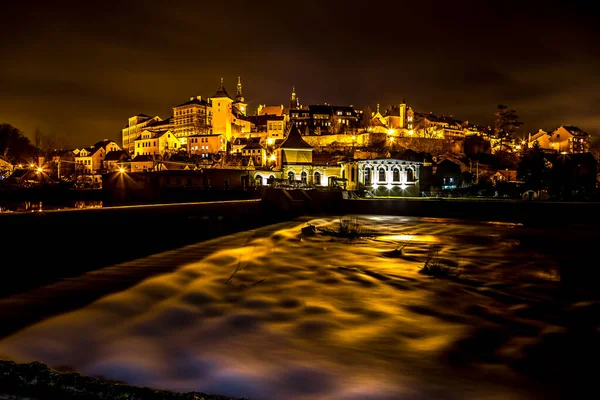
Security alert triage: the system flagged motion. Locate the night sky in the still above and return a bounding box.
[1,0,598,148]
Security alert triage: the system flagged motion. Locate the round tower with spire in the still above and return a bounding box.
[210,78,234,142]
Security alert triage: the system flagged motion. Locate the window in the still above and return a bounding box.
[288,171,295,183]
[268,175,275,185]
[350,167,355,182]
[364,168,371,185]
[314,171,321,185]
[393,168,400,182]
[301,171,307,183]
[255,176,263,186]
[379,167,386,182]
[406,168,415,182]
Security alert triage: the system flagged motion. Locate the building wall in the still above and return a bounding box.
[160,132,181,154]
[187,134,227,155]
[75,148,105,173]
[211,97,234,142]
[282,148,313,164]
[529,127,591,154]
[251,164,342,187]
[267,119,285,139]
[134,131,180,157]
[355,159,422,196]
[105,142,121,153]
[173,99,212,144]
[122,116,161,154]
[303,133,368,149]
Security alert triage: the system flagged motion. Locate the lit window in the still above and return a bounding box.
[314,171,321,185]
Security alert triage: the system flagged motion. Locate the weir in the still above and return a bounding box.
[3,188,599,297]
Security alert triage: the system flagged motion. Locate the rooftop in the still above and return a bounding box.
[279,125,313,150]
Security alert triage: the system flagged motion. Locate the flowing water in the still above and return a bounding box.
[0,215,597,399]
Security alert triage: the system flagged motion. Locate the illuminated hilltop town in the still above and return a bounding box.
[3,78,596,199]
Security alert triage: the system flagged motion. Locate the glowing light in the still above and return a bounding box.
[36,167,43,173]
[30,164,35,168]
[400,183,407,190]
[17,164,22,168]
[387,129,394,135]
[409,129,414,135]
[267,138,275,145]
[386,184,393,189]
[119,168,125,173]
[388,136,394,142]
[269,154,276,162]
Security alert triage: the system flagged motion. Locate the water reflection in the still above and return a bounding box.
[0,199,102,213]
[0,215,595,400]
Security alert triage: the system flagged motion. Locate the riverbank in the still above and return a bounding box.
[339,197,600,226]
[0,360,244,400]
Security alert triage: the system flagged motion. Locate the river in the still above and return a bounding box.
[0,215,597,399]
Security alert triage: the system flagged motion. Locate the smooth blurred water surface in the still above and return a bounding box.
[0,215,596,400]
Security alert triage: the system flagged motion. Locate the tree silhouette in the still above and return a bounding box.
[494,105,522,160]
[359,106,373,130]
[0,123,37,163]
[517,147,550,191]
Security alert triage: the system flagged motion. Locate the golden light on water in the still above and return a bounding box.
[378,234,438,243]
[0,216,567,400]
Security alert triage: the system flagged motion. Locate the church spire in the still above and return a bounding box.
[290,86,299,109]
[237,76,242,97]
[232,76,246,116]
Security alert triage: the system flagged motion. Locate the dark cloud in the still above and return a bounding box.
[1,0,598,147]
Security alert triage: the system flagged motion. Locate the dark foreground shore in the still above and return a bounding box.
[0,360,244,400]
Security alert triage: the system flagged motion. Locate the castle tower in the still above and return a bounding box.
[232,76,247,116]
[290,86,299,109]
[210,78,234,143]
[399,102,406,129]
